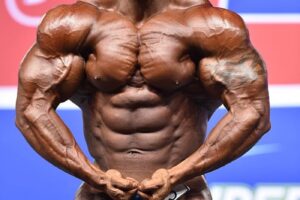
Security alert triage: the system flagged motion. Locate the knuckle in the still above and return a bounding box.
[152,195,161,200]
[109,191,122,200]
[106,169,121,177]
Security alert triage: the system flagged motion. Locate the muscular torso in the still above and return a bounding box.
[17,0,269,199]
[81,83,209,181]
[69,2,219,183]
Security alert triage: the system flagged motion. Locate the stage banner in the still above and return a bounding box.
[0,0,299,199]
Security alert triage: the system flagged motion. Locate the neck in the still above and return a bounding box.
[118,0,170,22]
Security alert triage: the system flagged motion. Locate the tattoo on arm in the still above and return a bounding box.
[167,7,270,185]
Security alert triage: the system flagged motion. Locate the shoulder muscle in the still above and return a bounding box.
[37,2,99,55]
[184,7,249,56]
[184,7,268,106]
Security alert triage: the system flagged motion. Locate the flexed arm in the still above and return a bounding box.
[15,46,102,184]
[15,3,138,197]
[167,7,271,185]
[15,2,104,187]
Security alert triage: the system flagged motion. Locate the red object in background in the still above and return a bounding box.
[0,0,299,85]
[210,0,218,6]
[248,24,300,84]
[0,0,73,85]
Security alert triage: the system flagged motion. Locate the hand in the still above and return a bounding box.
[89,169,138,200]
[104,169,139,200]
[138,169,172,200]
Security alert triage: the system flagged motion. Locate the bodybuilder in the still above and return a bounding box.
[16,0,271,199]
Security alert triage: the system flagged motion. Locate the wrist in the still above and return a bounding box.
[85,165,106,190]
[168,162,199,186]
[168,165,188,185]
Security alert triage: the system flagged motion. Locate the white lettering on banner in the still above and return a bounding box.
[211,184,300,200]
[255,186,285,200]
[24,0,45,4]
[224,186,253,200]
[211,186,224,200]
[286,188,300,200]
[4,0,46,27]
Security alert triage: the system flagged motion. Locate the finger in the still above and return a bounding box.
[112,177,138,190]
[150,180,171,200]
[124,188,138,200]
[107,187,127,200]
[106,170,137,190]
[137,191,151,200]
[152,187,170,200]
[127,188,138,195]
[126,177,139,188]
[126,177,139,185]
[139,179,163,192]
[107,183,138,200]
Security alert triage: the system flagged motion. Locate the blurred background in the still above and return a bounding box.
[0,0,299,199]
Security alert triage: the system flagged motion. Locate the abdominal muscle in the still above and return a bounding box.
[82,84,208,182]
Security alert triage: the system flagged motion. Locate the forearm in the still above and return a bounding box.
[168,106,269,185]
[18,105,105,188]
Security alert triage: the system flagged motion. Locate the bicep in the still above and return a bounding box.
[17,45,85,109]
[186,7,269,112]
[17,2,95,119]
[199,47,269,119]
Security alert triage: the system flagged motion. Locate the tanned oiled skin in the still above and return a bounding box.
[15,0,271,200]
